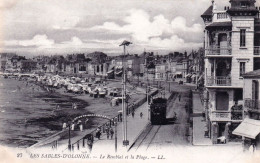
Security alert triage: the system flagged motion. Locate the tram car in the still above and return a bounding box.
[150,97,167,125]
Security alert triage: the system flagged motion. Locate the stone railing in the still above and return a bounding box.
[206,76,231,86]
[210,111,231,121]
[205,46,231,56]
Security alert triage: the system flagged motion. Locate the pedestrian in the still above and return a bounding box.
[131,111,135,118]
[140,112,143,119]
[62,122,67,130]
[110,128,114,139]
[96,130,101,139]
[71,122,75,131]
[179,94,181,101]
[106,127,110,139]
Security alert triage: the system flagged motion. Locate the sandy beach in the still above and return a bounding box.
[0,76,145,148]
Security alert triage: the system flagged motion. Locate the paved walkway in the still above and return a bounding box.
[192,91,212,146]
[88,91,171,154]
[27,88,172,154]
[91,102,150,154]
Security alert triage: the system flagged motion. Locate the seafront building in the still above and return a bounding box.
[0,50,202,84]
[233,69,260,150]
[202,0,260,144]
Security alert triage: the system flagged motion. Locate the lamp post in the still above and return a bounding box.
[146,66,150,120]
[68,122,72,151]
[119,40,132,146]
[114,117,118,152]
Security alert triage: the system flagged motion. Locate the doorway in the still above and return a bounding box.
[218,33,228,55]
[252,80,259,100]
[216,92,229,111]
[218,123,226,137]
[216,61,228,76]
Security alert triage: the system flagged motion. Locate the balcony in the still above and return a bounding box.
[210,111,231,121]
[216,12,228,20]
[206,46,232,56]
[207,76,231,86]
[254,46,260,55]
[231,104,243,121]
[244,99,260,111]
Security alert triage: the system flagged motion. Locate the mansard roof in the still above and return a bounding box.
[205,22,232,30]
[201,5,213,17]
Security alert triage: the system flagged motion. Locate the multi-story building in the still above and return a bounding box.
[201,0,259,144]
[87,52,108,76]
[235,69,260,150]
[155,64,168,81]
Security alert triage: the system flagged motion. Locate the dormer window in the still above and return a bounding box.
[240,2,249,8]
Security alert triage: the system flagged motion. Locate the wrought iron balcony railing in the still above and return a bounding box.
[254,46,260,55]
[244,99,260,111]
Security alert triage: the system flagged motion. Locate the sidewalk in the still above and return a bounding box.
[192,91,212,146]
[90,91,172,154]
[91,102,150,154]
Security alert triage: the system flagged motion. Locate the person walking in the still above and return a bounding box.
[140,112,143,119]
[96,128,101,139]
[106,126,110,139]
[110,128,114,139]
[131,111,135,118]
[178,94,181,102]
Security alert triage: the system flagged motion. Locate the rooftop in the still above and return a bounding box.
[201,5,213,17]
[243,69,260,78]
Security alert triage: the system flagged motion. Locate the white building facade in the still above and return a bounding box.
[202,0,259,144]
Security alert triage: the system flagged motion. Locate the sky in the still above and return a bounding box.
[0,0,255,56]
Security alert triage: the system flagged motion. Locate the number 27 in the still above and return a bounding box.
[17,153,22,158]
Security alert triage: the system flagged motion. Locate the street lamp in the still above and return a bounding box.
[67,121,72,151]
[114,117,118,152]
[119,40,132,146]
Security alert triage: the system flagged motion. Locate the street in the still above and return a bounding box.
[129,84,192,152]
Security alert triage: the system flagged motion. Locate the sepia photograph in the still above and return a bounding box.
[0,0,260,163]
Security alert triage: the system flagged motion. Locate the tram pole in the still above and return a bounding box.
[120,40,131,146]
[115,118,117,152]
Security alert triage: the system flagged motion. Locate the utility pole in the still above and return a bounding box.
[115,118,117,152]
[119,40,132,146]
[146,65,150,120]
[68,123,71,151]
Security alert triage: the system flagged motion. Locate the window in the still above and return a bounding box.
[240,2,249,8]
[240,62,246,76]
[234,89,243,101]
[240,29,246,47]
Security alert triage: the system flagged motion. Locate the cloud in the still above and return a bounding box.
[4,34,54,48]
[3,0,223,55]
[90,9,203,51]
[171,16,202,33]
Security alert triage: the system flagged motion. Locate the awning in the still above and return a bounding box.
[232,118,260,139]
[107,70,114,74]
[175,71,182,75]
[185,74,191,78]
[198,75,203,81]
[115,71,122,75]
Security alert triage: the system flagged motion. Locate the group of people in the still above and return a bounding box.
[95,126,114,140]
[131,111,143,119]
[105,126,114,139]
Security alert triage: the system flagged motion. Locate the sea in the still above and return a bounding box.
[0,77,89,148]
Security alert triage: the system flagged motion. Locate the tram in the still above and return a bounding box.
[150,97,167,125]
